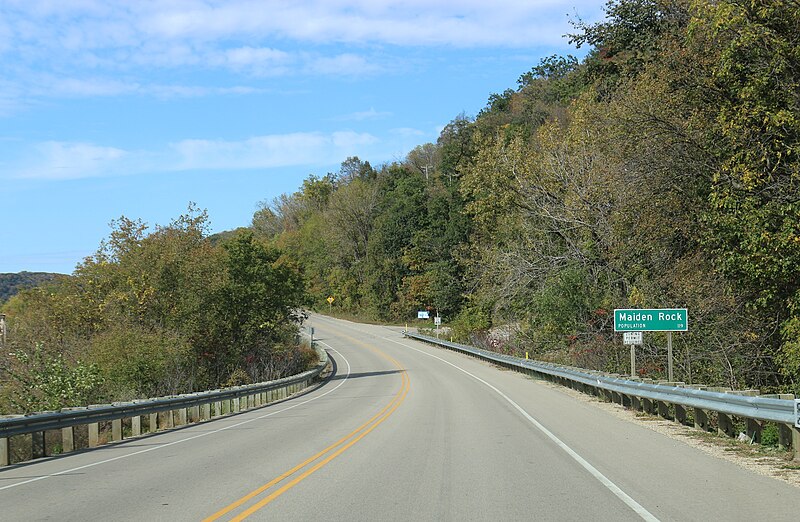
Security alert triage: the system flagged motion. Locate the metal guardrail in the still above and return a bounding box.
[0,342,329,464]
[404,332,800,456]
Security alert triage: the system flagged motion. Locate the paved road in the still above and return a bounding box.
[2,315,799,520]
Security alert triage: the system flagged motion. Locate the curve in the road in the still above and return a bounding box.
[382,335,660,522]
[0,346,353,494]
[205,337,409,521]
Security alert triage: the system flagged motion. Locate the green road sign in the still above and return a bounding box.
[613,308,688,332]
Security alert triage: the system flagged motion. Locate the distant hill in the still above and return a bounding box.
[208,227,250,246]
[0,272,64,304]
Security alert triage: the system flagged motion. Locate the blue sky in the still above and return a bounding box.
[0,0,604,274]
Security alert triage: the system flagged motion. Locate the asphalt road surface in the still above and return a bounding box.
[2,315,799,521]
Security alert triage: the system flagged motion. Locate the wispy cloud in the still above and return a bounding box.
[136,1,598,47]
[171,131,379,170]
[0,1,601,77]
[5,131,382,180]
[0,1,605,111]
[16,141,129,180]
[336,108,393,121]
[390,127,428,138]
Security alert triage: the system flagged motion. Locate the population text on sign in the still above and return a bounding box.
[614,308,688,332]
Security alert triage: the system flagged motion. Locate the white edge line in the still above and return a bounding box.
[382,335,660,522]
[0,344,350,492]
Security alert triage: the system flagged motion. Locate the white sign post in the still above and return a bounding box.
[623,332,643,378]
[434,315,441,338]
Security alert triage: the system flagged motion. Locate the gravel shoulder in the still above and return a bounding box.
[536,378,800,488]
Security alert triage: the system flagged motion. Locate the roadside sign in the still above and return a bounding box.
[417,311,430,319]
[623,332,643,345]
[327,296,335,304]
[614,308,688,332]
[434,316,441,326]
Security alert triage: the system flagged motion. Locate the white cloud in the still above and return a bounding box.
[3,1,601,62]
[336,108,393,121]
[0,1,605,106]
[136,0,599,47]
[47,77,140,97]
[391,127,427,138]
[171,131,379,170]
[5,131,383,180]
[307,53,381,76]
[214,46,292,76]
[16,141,128,180]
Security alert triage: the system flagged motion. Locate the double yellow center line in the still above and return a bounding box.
[203,344,409,521]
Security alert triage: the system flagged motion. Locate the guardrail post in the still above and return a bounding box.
[717,412,735,438]
[60,407,85,451]
[674,404,687,425]
[176,407,188,425]
[778,424,800,458]
[112,419,122,442]
[62,426,75,452]
[631,395,641,411]
[745,419,761,443]
[132,415,142,437]
[656,400,671,420]
[202,403,211,420]
[232,396,241,413]
[694,408,709,431]
[88,422,100,448]
[149,413,158,432]
[0,436,9,466]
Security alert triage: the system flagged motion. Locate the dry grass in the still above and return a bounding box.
[537,379,800,488]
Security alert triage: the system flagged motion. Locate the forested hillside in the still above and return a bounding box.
[255,0,800,393]
[2,0,797,412]
[0,207,310,413]
[0,272,63,303]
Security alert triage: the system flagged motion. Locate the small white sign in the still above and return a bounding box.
[795,399,800,428]
[434,316,442,326]
[417,311,430,319]
[623,331,643,345]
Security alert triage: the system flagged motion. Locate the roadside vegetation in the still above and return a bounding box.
[0,206,310,413]
[2,0,798,411]
[251,0,800,394]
